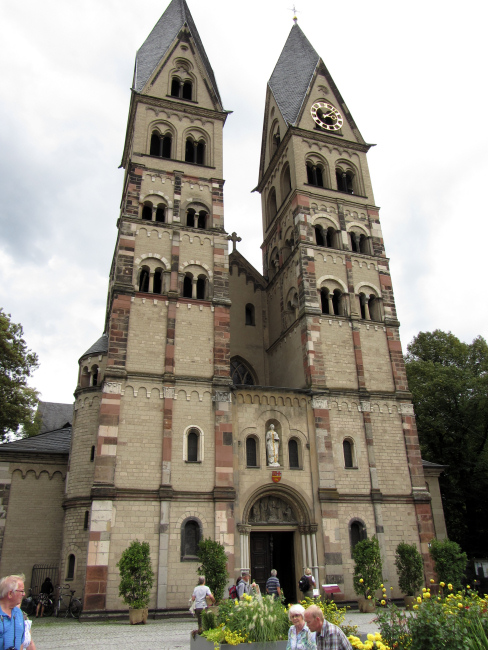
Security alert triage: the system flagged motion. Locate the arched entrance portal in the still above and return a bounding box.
[240,485,318,604]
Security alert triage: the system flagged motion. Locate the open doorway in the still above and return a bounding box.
[250,531,296,603]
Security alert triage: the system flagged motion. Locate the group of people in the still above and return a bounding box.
[192,568,352,650]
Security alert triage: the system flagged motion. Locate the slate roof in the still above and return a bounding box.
[0,426,71,455]
[37,401,73,433]
[268,23,319,126]
[422,459,448,469]
[133,0,222,106]
[81,333,108,359]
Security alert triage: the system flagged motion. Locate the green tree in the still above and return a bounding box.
[0,309,39,441]
[395,542,424,596]
[405,330,488,556]
[117,540,154,609]
[197,538,228,604]
[352,535,383,599]
[429,538,467,591]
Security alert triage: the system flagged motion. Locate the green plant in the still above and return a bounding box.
[375,601,412,650]
[201,608,217,631]
[300,596,356,634]
[352,536,383,600]
[197,538,228,604]
[117,540,154,609]
[429,538,467,591]
[395,542,424,596]
[466,616,488,649]
[216,593,289,642]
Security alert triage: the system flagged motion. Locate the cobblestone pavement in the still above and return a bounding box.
[30,613,380,649]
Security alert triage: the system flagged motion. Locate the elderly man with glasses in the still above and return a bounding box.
[0,574,29,650]
[304,604,352,650]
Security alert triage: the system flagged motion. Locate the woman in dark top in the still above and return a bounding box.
[36,577,54,618]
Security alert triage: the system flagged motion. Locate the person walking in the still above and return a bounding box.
[191,576,215,634]
[237,572,251,599]
[299,568,316,600]
[266,569,281,598]
[286,603,316,650]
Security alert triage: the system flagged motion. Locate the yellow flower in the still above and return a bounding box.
[430,578,435,583]
[380,584,384,588]
[367,595,372,599]
[440,581,445,587]
[448,584,453,590]
[413,604,418,609]
[467,585,471,589]
[381,599,386,605]
[417,597,422,603]
[382,588,386,593]
[458,603,463,609]
[359,578,364,583]
[422,587,426,592]
[390,587,393,590]
[423,592,431,599]
[367,634,375,641]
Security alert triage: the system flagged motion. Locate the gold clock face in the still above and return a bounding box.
[311,102,343,131]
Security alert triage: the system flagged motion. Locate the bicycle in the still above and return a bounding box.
[54,584,82,619]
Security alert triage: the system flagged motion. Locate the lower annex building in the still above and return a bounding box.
[0,0,447,612]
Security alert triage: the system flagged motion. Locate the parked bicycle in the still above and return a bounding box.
[21,587,54,617]
[54,584,82,619]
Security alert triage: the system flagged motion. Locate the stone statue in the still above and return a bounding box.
[266,424,280,466]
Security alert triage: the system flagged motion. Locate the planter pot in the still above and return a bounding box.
[191,634,287,650]
[129,607,148,625]
[404,596,416,611]
[362,599,376,613]
[357,597,365,612]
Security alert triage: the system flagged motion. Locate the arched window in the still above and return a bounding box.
[343,439,355,468]
[369,294,381,321]
[350,232,359,252]
[183,274,193,298]
[186,208,195,227]
[182,80,193,100]
[197,210,207,229]
[245,304,255,326]
[185,138,206,165]
[153,270,163,294]
[320,288,330,314]
[150,131,172,158]
[267,188,277,223]
[246,437,257,467]
[181,519,201,561]
[66,554,75,581]
[326,227,336,248]
[196,140,205,165]
[315,226,325,246]
[281,164,292,198]
[185,138,195,162]
[231,357,255,386]
[150,131,161,156]
[155,204,166,223]
[81,366,90,388]
[306,163,324,188]
[91,366,99,387]
[187,430,199,462]
[171,77,181,97]
[161,135,172,159]
[359,234,369,254]
[84,510,89,530]
[142,202,153,221]
[332,289,342,316]
[139,268,150,293]
[289,439,300,468]
[196,276,206,300]
[350,520,366,555]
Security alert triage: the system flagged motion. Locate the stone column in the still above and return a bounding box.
[237,524,251,574]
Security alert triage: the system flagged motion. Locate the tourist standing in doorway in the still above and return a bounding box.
[191,576,215,634]
[266,569,281,598]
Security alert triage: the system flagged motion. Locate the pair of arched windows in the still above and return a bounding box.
[186,208,208,229]
[183,273,207,300]
[185,137,205,165]
[150,131,172,159]
[307,162,325,188]
[245,437,300,469]
[320,288,343,316]
[336,169,355,194]
[80,365,99,388]
[359,293,381,321]
[315,225,338,249]
[171,77,193,101]
[138,267,166,294]
[142,201,166,223]
[350,232,370,254]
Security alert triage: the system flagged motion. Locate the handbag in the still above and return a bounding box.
[189,598,196,615]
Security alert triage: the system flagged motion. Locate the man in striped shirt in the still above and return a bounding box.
[265,569,281,598]
[304,605,352,650]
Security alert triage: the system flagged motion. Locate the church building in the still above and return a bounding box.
[0,0,446,613]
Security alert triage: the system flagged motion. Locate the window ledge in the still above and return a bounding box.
[289,467,303,470]
[246,466,261,469]
[185,460,202,464]
[344,466,359,470]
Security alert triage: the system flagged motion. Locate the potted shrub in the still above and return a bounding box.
[429,538,467,591]
[395,542,424,609]
[352,536,383,612]
[197,537,228,605]
[117,540,154,624]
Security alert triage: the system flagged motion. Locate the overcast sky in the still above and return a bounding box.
[1,0,487,405]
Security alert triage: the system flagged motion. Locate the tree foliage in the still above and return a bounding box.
[197,537,228,604]
[395,542,424,596]
[405,330,488,556]
[429,538,467,591]
[0,309,39,441]
[117,540,154,609]
[352,535,383,599]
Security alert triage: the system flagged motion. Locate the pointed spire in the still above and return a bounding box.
[268,24,319,126]
[133,0,221,106]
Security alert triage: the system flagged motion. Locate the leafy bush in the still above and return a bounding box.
[352,535,383,600]
[201,608,217,631]
[197,538,228,604]
[299,595,356,634]
[395,542,424,596]
[429,538,467,591]
[117,540,154,609]
[215,593,289,643]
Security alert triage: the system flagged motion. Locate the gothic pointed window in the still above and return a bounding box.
[246,437,257,467]
[231,357,255,386]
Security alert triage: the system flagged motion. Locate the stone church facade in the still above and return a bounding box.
[0,0,446,613]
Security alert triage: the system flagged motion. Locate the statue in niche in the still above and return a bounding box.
[266,424,280,466]
[248,496,298,524]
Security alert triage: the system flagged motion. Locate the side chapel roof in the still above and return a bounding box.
[0,426,72,455]
[268,23,319,126]
[133,0,222,106]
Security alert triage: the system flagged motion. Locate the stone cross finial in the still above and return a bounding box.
[227,231,242,252]
[289,5,299,22]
